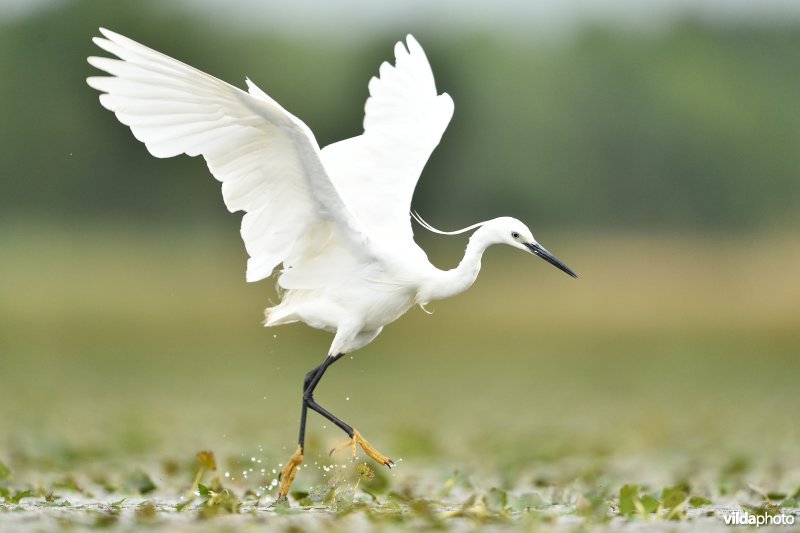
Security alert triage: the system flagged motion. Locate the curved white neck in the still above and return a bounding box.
[420,227,492,302]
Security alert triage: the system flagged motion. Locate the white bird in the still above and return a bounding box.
[87,28,576,501]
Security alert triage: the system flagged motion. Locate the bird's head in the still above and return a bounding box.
[484,217,577,278]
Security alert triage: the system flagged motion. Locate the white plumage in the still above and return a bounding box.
[87,28,575,357]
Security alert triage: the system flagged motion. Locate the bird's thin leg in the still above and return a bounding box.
[277,353,346,501]
[277,359,327,502]
[297,363,322,449]
[301,356,393,468]
[303,354,353,435]
[277,353,393,502]
[305,395,395,468]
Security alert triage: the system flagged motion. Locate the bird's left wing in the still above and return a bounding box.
[320,35,454,249]
[86,28,367,283]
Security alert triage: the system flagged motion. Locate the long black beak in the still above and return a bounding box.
[525,243,578,278]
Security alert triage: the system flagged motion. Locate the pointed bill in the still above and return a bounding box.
[525,243,577,278]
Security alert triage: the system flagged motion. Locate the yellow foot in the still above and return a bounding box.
[277,445,303,502]
[329,429,395,468]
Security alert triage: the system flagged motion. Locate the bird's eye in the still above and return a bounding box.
[511,232,520,239]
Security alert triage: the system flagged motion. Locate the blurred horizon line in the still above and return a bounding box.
[5,0,800,40]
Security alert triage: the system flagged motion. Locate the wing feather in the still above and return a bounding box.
[320,35,453,248]
[87,28,367,284]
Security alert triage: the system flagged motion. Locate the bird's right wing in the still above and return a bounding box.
[86,28,368,284]
[320,35,454,249]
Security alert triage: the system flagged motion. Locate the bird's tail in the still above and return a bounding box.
[264,303,297,327]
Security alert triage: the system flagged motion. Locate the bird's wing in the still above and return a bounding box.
[320,35,454,248]
[86,28,368,284]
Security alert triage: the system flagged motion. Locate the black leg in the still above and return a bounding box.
[306,397,354,436]
[297,353,353,450]
[297,364,320,449]
[280,352,393,500]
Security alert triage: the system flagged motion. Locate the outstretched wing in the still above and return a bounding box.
[320,35,454,248]
[87,28,367,283]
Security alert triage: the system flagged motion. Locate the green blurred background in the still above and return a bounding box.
[1,0,798,495]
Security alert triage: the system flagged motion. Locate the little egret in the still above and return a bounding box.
[87,29,577,501]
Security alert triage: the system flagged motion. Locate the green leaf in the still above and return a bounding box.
[274,501,302,515]
[289,490,311,506]
[175,498,193,512]
[640,494,659,513]
[780,498,798,508]
[198,488,240,519]
[618,484,639,516]
[125,469,156,495]
[576,492,611,523]
[689,496,712,507]
[662,486,688,509]
[0,462,11,483]
[8,489,35,504]
[197,484,210,497]
[745,502,781,517]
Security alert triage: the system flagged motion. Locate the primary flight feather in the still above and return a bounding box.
[87,29,576,502]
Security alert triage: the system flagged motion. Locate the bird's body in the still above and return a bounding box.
[266,216,546,353]
[87,29,576,502]
[266,224,478,351]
